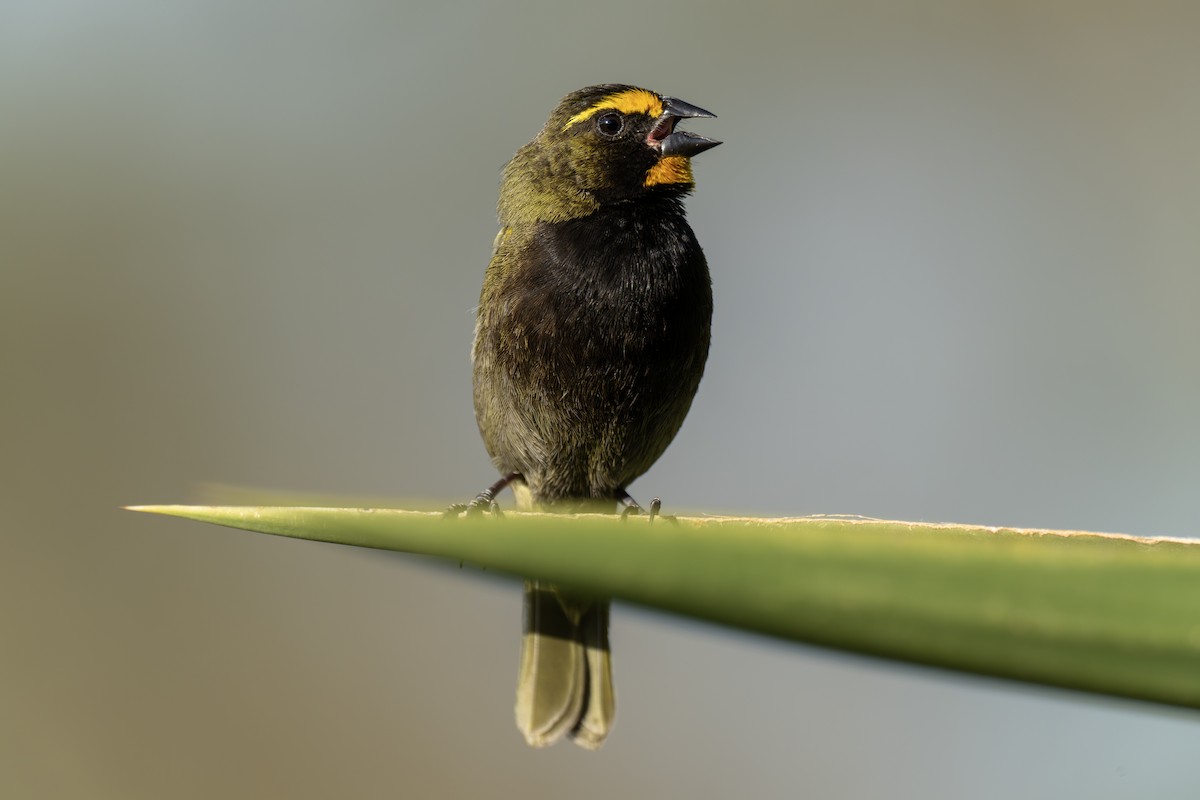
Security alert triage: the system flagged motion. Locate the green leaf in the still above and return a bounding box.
[126,505,1200,710]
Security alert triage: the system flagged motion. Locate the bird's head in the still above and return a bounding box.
[499,84,720,224]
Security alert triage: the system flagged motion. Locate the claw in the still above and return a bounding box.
[445,472,522,519]
[443,503,469,519]
[617,489,643,521]
[617,490,668,523]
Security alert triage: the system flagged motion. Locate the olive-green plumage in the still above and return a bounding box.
[469,84,719,749]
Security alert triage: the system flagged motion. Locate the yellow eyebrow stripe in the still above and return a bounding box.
[562,88,663,130]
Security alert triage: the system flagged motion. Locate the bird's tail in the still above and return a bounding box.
[515,581,614,749]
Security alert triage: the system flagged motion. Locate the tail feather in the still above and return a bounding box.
[515,581,614,749]
[569,601,615,750]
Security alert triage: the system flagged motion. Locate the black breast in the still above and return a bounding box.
[473,195,713,505]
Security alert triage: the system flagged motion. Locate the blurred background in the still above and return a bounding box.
[4,0,1199,797]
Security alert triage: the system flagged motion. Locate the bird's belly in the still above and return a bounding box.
[476,304,707,505]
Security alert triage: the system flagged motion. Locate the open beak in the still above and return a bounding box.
[648,97,721,158]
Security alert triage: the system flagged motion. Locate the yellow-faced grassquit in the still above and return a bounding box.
[461,84,719,749]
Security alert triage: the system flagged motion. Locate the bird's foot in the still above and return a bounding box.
[443,472,521,519]
[442,497,503,518]
[617,491,663,524]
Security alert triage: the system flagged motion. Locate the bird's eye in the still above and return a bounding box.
[595,112,624,137]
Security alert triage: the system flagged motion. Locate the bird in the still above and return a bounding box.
[463,84,719,749]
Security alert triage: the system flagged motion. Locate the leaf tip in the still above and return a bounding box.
[123,504,193,517]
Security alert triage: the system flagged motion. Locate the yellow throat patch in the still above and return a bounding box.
[644,155,693,187]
